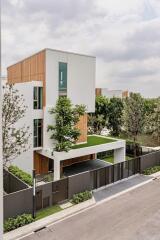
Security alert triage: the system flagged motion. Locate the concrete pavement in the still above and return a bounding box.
[22,178,160,240]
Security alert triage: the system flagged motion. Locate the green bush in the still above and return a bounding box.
[8,165,33,186]
[72,191,92,204]
[4,214,34,232]
[143,166,160,175]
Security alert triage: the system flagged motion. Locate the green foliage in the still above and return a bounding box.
[48,97,86,152]
[144,98,160,144]
[4,214,34,232]
[72,136,115,149]
[123,93,145,138]
[143,166,160,175]
[8,165,33,186]
[88,96,109,134]
[123,93,145,156]
[36,205,62,220]
[72,191,92,204]
[2,84,31,167]
[107,97,123,136]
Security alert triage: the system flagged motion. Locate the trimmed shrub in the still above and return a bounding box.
[8,165,33,186]
[4,214,34,232]
[72,191,92,204]
[143,166,160,175]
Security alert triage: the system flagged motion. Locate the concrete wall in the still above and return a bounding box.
[140,151,160,172]
[4,188,33,220]
[3,169,29,194]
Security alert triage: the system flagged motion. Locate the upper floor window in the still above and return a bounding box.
[33,87,43,109]
[34,119,43,148]
[59,62,67,96]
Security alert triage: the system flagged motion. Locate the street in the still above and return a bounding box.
[23,179,160,240]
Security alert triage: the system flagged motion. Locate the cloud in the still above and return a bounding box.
[2,0,160,97]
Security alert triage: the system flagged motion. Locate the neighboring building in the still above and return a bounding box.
[96,88,128,98]
[7,49,125,180]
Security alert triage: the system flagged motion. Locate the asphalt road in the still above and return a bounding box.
[23,179,160,240]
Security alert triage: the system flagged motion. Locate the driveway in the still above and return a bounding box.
[23,178,160,240]
[63,159,110,177]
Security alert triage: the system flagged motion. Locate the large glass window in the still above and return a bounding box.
[33,87,43,109]
[34,119,43,148]
[59,62,67,96]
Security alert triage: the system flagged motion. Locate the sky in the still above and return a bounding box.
[2,0,160,97]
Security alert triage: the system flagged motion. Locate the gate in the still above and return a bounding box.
[52,177,68,204]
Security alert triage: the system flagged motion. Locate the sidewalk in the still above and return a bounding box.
[3,173,155,240]
[93,174,152,202]
[4,198,96,240]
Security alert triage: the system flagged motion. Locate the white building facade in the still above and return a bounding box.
[7,49,125,180]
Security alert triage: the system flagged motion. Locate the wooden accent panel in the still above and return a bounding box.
[122,90,129,98]
[61,154,96,168]
[7,50,46,106]
[95,88,102,96]
[34,152,49,174]
[76,114,87,143]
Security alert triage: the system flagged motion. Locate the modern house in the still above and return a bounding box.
[7,49,125,180]
[96,88,128,98]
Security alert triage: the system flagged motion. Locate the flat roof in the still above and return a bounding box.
[7,48,95,69]
[45,48,96,58]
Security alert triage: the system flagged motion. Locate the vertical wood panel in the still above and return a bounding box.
[76,114,87,143]
[7,50,46,106]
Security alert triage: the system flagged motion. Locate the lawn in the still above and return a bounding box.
[102,155,133,164]
[72,136,116,149]
[35,205,62,221]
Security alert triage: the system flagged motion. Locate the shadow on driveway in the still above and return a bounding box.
[63,159,111,177]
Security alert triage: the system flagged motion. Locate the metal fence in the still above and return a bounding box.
[3,150,160,220]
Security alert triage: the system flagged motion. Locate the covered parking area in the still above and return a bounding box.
[63,159,111,177]
[39,136,126,181]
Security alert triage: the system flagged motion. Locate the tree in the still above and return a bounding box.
[88,96,109,134]
[107,97,123,136]
[2,84,31,167]
[48,97,86,152]
[145,98,160,144]
[123,93,145,157]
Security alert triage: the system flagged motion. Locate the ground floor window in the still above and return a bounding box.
[34,119,43,147]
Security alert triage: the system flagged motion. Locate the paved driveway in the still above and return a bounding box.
[23,179,160,240]
[63,159,110,177]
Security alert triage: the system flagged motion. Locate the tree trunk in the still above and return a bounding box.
[133,136,137,158]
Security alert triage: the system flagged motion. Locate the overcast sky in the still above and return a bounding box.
[2,0,160,97]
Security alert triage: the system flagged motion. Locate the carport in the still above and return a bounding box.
[63,159,111,177]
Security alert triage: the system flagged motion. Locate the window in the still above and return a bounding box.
[59,62,67,96]
[33,87,43,109]
[34,119,43,148]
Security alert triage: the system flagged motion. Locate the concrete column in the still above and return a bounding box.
[54,159,61,181]
[114,147,125,163]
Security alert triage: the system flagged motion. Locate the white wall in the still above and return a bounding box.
[12,82,34,174]
[44,49,96,150]
[46,49,95,112]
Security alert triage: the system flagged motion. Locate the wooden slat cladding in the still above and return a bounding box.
[34,152,49,174]
[7,50,46,105]
[76,114,87,143]
[95,88,102,96]
[7,50,45,83]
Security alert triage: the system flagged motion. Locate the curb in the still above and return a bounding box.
[3,198,96,240]
[3,175,154,240]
